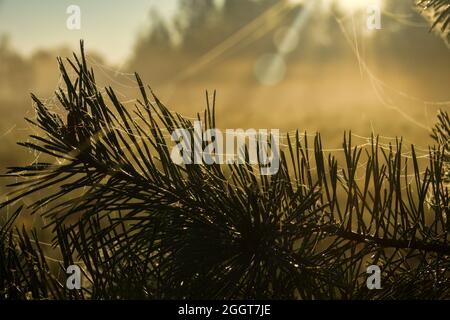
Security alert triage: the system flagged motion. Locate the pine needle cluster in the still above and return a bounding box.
[0,42,449,300]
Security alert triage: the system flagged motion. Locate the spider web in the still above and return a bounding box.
[4,0,449,264]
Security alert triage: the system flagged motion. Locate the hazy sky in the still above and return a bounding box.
[0,0,179,64]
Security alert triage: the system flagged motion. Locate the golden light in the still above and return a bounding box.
[287,0,306,4]
[333,0,382,12]
[288,0,383,13]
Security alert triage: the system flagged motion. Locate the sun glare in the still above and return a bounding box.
[289,0,383,13]
[334,0,382,12]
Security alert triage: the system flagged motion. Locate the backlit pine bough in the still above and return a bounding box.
[416,0,450,45]
[0,42,449,299]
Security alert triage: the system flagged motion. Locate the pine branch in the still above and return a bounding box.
[1,41,449,299]
[416,0,450,44]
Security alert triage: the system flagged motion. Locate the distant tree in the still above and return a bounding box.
[0,36,32,100]
[128,9,179,81]
[128,0,279,81]
[128,0,450,84]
